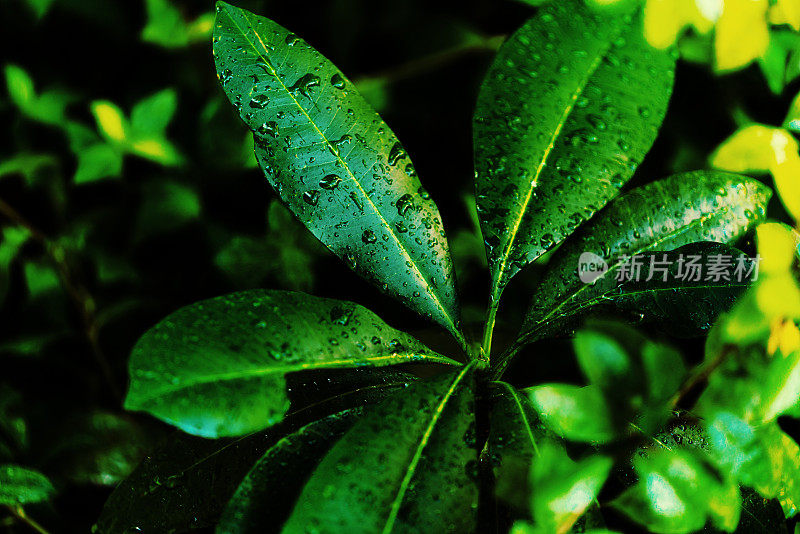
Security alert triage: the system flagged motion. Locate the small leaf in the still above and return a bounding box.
[125,289,458,438]
[73,144,122,184]
[134,180,200,240]
[282,364,479,533]
[0,153,57,183]
[643,0,718,49]
[530,443,613,534]
[213,2,462,341]
[142,0,212,48]
[0,465,54,505]
[91,101,129,143]
[611,447,740,533]
[0,226,30,303]
[715,0,770,72]
[522,171,770,345]
[527,384,617,443]
[130,88,177,136]
[473,0,675,302]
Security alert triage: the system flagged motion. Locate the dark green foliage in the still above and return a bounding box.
[213,2,463,344]
[2,0,798,532]
[473,0,675,304]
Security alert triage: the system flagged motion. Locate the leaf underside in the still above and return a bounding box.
[213,1,461,337]
[473,0,676,300]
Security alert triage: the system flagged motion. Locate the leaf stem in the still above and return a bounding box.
[669,345,734,409]
[5,506,50,534]
[489,337,526,381]
[0,196,121,402]
[481,300,499,363]
[352,34,504,88]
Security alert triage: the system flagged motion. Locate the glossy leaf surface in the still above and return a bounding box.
[213,2,461,338]
[473,0,675,300]
[522,171,771,344]
[218,411,359,533]
[283,364,479,533]
[100,368,411,533]
[125,289,457,438]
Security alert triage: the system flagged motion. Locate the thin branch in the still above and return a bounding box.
[669,345,734,409]
[4,506,50,534]
[352,34,504,87]
[0,196,121,401]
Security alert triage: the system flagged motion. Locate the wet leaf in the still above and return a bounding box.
[282,364,479,533]
[99,370,409,533]
[218,411,360,532]
[125,289,458,438]
[0,465,54,505]
[488,381,548,512]
[213,2,462,342]
[473,0,675,303]
[522,171,771,345]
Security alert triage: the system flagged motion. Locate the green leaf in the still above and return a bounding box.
[0,465,54,505]
[125,289,459,438]
[130,88,177,136]
[218,410,361,533]
[0,226,30,303]
[530,443,613,533]
[488,381,548,511]
[46,411,152,487]
[134,180,200,240]
[0,153,58,184]
[23,260,60,299]
[73,143,123,184]
[5,64,69,126]
[522,171,771,345]
[527,384,617,443]
[612,448,741,533]
[142,0,213,48]
[282,364,479,533]
[472,0,675,302]
[100,368,410,533]
[213,2,463,342]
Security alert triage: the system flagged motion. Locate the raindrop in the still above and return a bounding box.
[249,94,270,109]
[362,230,377,244]
[319,174,341,190]
[303,190,320,206]
[330,74,346,89]
[289,73,321,97]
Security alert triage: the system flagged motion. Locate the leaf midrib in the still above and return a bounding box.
[490,30,618,297]
[381,361,475,534]
[128,352,459,406]
[222,7,459,334]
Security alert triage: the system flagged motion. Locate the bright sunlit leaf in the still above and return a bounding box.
[643,0,719,49]
[91,101,128,143]
[770,0,800,30]
[715,0,770,72]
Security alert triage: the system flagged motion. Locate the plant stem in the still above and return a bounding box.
[669,345,734,409]
[5,506,50,534]
[481,300,499,363]
[0,196,121,401]
[352,34,504,88]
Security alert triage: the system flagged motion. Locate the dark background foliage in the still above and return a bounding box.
[0,0,796,531]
